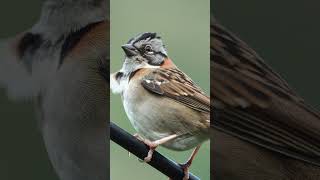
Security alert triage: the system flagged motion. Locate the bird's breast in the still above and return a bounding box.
[122,78,208,151]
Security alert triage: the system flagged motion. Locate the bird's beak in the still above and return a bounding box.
[121,44,137,57]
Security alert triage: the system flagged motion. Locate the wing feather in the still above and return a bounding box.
[141,68,210,114]
[212,17,320,166]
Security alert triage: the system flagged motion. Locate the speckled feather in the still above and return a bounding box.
[142,68,210,114]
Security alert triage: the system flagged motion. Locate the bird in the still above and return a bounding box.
[211,16,320,179]
[110,32,210,180]
[0,0,109,180]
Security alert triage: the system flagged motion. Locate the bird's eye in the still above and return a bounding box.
[144,45,153,53]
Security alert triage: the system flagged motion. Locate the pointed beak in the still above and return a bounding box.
[121,44,137,57]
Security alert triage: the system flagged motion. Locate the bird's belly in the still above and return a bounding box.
[122,86,207,151]
[162,133,207,151]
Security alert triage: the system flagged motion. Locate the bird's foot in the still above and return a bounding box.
[133,133,178,162]
[179,162,191,180]
[133,133,158,162]
[167,163,190,180]
[178,145,201,180]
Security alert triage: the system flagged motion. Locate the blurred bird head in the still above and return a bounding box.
[33,0,108,41]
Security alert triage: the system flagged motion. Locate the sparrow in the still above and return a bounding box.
[211,16,320,179]
[0,0,109,180]
[110,32,210,180]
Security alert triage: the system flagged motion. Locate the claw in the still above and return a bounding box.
[178,145,202,180]
[180,163,191,180]
[132,133,178,163]
[133,133,157,162]
[167,163,190,180]
[144,147,156,162]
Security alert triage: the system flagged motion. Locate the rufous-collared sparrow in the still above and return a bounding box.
[111,32,210,180]
[0,1,109,180]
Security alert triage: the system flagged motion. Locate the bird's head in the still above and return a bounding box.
[119,32,168,76]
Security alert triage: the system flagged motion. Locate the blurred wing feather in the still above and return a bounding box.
[212,17,320,166]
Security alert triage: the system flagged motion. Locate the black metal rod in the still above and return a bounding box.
[110,122,200,180]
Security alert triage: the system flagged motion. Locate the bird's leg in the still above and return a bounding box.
[133,133,144,141]
[179,145,201,180]
[133,133,178,162]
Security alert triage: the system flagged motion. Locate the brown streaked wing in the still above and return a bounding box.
[141,68,210,114]
[211,17,320,166]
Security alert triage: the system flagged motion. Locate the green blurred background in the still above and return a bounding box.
[213,1,320,110]
[110,0,210,179]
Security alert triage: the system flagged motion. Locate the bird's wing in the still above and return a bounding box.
[141,68,210,114]
[211,17,320,166]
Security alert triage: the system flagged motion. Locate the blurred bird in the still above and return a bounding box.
[211,16,320,179]
[0,0,109,180]
[111,32,210,180]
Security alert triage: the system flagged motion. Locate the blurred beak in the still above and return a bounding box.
[121,44,137,57]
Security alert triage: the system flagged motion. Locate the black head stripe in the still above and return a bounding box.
[132,32,157,44]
